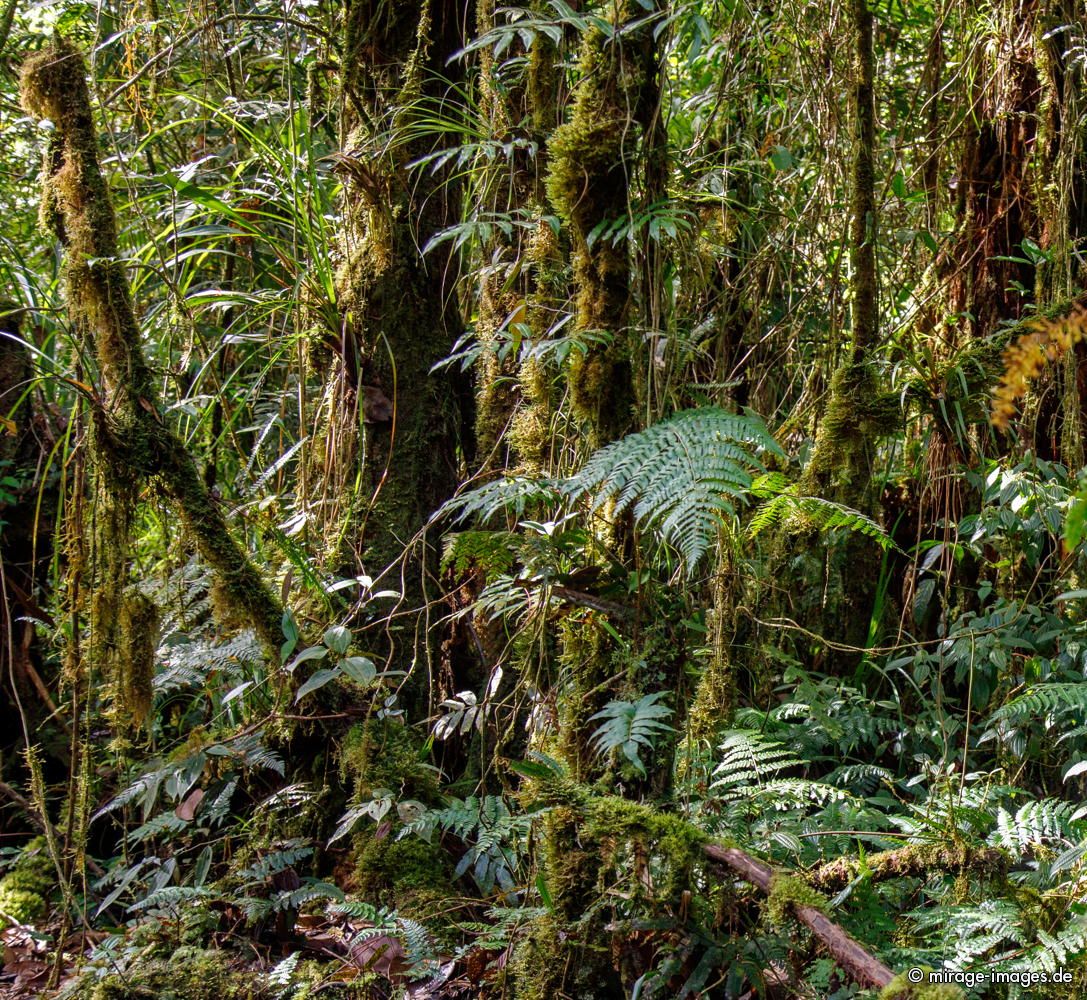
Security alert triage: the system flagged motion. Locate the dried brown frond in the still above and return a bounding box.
[991,307,1087,430]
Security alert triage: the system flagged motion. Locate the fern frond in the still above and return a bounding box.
[986,682,1087,728]
[436,476,563,525]
[727,777,850,809]
[748,489,895,549]
[565,408,782,568]
[154,630,263,696]
[989,799,1086,853]
[236,842,313,883]
[712,729,804,796]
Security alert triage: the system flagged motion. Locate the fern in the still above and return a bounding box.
[398,916,439,976]
[399,795,532,894]
[272,879,344,912]
[236,842,313,883]
[1019,913,1087,974]
[333,899,396,924]
[589,692,674,777]
[564,408,783,568]
[747,478,895,550]
[824,763,893,794]
[128,885,210,914]
[712,729,804,796]
[208,732,286,777]
[907,898,1026,954]
[728,778,850,811]
[985,682,1087,729]
[267,951,302,996]
[436,475,563,525]
[154,630,264,696]
[126,811,188,845]
[989,799,1087,853]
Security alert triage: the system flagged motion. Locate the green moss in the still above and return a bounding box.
[340,721,450,917]
[0,836,53,929]
[76,948,261,1000]
[510,780,705,1000]
[284,960,380,1000]
[353,834,450,919]
[509,912,619,1000]
[879,971,965,1000]
[339,719,439,803]
[765,873,828,926]
[117,589,160,724]
[810,843,1007,892]
[544,8,656,447]
[0,886,46,926]
[555,615,615,779]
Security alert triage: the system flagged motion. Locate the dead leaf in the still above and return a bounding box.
[348,933,408,980]
[175,787,205,821]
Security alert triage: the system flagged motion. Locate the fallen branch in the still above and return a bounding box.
[703,844,895,991]
[532,777,901,993]
[808,843,1007,893]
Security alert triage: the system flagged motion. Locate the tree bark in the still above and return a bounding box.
[19,39,283,650]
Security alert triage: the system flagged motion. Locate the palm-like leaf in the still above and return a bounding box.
[589,692,675,776]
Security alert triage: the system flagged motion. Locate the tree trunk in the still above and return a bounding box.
[327,1,474,660]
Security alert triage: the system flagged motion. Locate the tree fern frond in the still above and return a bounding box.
[748,490,895,549]
[565,408,782,568]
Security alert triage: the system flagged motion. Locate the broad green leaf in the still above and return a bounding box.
[294,667,340,702]
[322,625,351,654]
[286,645,327,673]
[340,656,377,686]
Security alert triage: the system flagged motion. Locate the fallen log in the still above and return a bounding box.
[703,844,895,991]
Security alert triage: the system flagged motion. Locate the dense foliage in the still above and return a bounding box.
[1,1,1087,998]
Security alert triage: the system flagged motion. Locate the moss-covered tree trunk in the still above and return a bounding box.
[472,0,554,472]
[18,40,282,656]
[512,6,669,997]
[801,0,880,504]
[545,1,662,449]
[759,0,889,667]
[325,2,472,658]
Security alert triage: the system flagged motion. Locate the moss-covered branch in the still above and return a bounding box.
[809,843,1008,892]
[545,1,662,448]
[19,38,283,650]
[529,774,905,993]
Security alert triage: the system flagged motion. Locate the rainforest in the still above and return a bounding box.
[0,1,1086,998]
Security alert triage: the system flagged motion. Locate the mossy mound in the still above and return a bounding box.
[65,948,262,1000]
[353,833,452,925]
[280,959,381,1000]
[339,719,440,804]
[879,971,965,1000]
[0,835,54,928]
